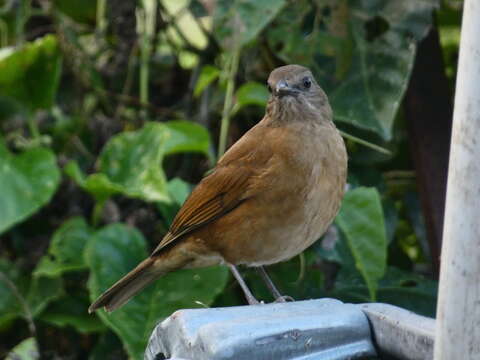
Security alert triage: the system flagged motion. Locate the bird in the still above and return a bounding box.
[88,64,348,313]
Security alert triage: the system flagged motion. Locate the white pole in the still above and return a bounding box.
[434,1,480,359]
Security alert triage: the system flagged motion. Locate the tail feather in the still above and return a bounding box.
[89,258,159,313]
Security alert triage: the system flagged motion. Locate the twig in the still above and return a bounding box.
[71,135,95,161]
[114,42,139,122]
[339,130,392,155]
[294,252,306,285]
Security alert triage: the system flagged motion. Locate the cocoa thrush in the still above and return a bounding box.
[89,64,347,312]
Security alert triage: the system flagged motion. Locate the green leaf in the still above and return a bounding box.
[89,331,125,360]
[232,81,269,114]
[96,123,170,202]
[194,65,220,97]
[82,174,125,203]
[328,25,410,139]
[0,95,23,121]
[67,121,211,204]
[40,296,106,333]
[0,34,62,110]
[34,217,93,277]
[64,162,124,204]
[376,267,438,317]
[335,187,387,300]
[6,337,39,360]
[0,259,25,328]
[0,259,63,328]
[189,0,209,18]
[163,120,211,157]
[0,140,61,234]
[63,160,86,184]
[166,177,191,205]
[53,0,97,24]
[214,0,287,49]
[332,0,438,139]
[157,178,192,225]
[86,224,229,360]
[266,0,437,139]
[332,266,438,317]
[26,276,64,316]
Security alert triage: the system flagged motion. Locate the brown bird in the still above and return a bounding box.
[89,64,348,313]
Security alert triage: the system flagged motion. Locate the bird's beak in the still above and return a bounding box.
[275,80,298,97]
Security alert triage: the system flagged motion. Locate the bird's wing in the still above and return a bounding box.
[151,124,272,257]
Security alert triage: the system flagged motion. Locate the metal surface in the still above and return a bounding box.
[145,298,376,360]
[359,303,435,360]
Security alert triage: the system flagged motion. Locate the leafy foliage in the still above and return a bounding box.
[336,187,387,300]
[194,65,221,97]
[34,217,92,277]
[5,337,38,360]
[0,141,60,234]
[233,82,270,114]
[0,259,63,328]
[0,35,62,111]
[214,0,287,49]
[66,121,210,205]
[264,0,439,140]
[85,224,228,359]
[0,0,456,358]
[39,296,106,334]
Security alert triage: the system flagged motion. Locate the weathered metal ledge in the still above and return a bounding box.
[145,298,435,360]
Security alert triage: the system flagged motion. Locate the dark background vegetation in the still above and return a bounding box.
[0,0,462,358]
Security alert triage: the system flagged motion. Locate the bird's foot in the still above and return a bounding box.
[273,295,295,303]
[246,295,264,305]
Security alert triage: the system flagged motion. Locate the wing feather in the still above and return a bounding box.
[150,122,274,257]
[150,165,253,256]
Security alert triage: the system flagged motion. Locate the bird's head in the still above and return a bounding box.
[266,64,331,123]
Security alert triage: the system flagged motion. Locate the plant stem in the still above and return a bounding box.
[138,0,157,119]
[92,200,106,227]
[115,43,139,123]
[27,111,40,140]
[339,130,391,155]
[0,19,8,47]
[218,48,240,158]
[96,0,107,34]
[294,252,306,285]
[139,47,149,112]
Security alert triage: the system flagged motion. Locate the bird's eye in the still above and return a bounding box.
[267,84,272,93]
[303,77,311,89]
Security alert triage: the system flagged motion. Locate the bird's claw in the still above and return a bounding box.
[274,295,295,303]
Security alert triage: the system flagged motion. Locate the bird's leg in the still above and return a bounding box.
[228,264,261,305]
[256,266,294,303]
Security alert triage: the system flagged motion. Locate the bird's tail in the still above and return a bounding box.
[88,257,161,313]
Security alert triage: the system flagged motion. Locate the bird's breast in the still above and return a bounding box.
[263,124,347,263]
[221,122,347,266]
